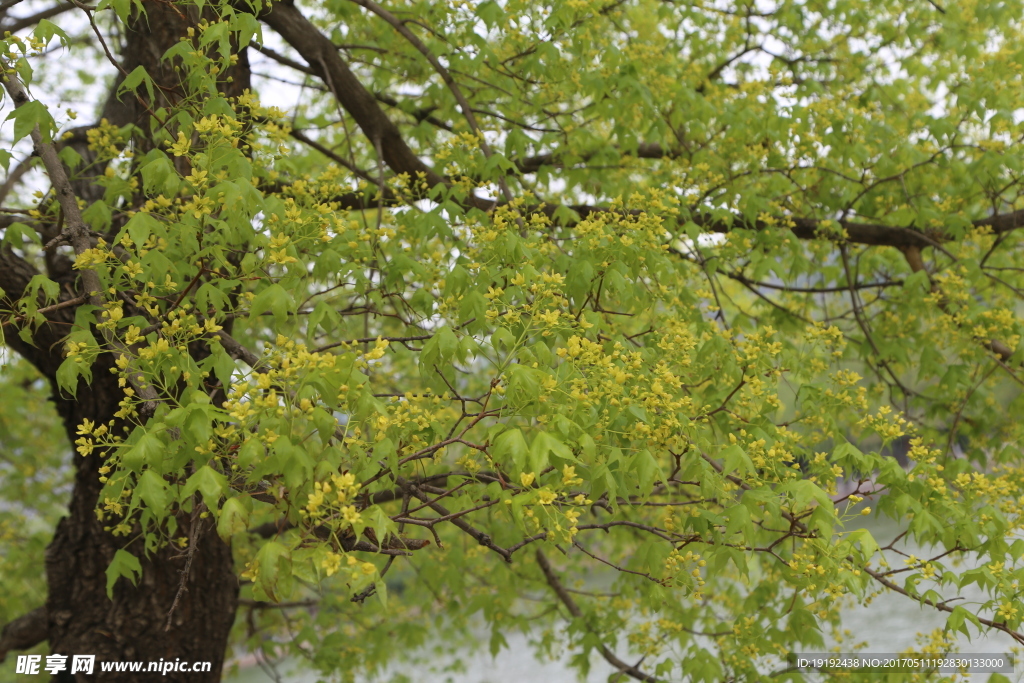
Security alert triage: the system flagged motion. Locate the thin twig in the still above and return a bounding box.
[535,550,662,683]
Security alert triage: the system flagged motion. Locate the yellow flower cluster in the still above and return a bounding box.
[859,405,909,442]
[305,472,362,524]
[664,549,706,594]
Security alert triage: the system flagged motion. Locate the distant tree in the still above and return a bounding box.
[2,0,1024,680]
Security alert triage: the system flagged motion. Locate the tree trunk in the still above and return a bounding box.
[44,378,239,683]
[1,2,251,680]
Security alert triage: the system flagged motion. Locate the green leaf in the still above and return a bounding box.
[139,153,179,196]
[2,221,41,247]
[33,19,70,47]
[55,358,83,397]
[725,503,751,537]
[491,327,515,353]
[118,65,155,103]
[254,541,292,603]
[845,528,879,560]
[231,12,262,49]
[122,431,165,472]
[436,326,458,361]
[633,449,665,494]
[362,504,397,546]
[493,428,529,472]
[110,0,132,23]
[181,465,228,510]
[720,444,753,476]
[249,283,293,326]
[6,100,55,143]
[58,145,82,170]
[105,549,142,598]
[476,0,504,29]
[781,479,833,512]
[216,497,250,540]
[136,469,170,516]
[237,439,263,470]
[529,431,574,473]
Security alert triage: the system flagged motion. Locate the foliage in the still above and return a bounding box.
[3,0,1024,680]
[0,356,70,632]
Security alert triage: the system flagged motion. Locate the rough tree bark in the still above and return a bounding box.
[0,2,251,680]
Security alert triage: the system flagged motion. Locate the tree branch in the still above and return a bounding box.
[1,72,160,414]
[254,0,1024,256]
[516,142,669,174]
[255,0,496,212]
[258,3,444,188]
[862,565,1024,646]
[2,3,75,34]
[0,606,47,662]
[215,329,264,371]
[349,0,516,204]
[398,476,511,560]
[535,550,661,683]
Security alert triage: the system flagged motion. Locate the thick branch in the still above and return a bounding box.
[215,329,264,371]
[0,607,47,662]
[248,42,453,131]
[256,1,494,212]
[1,72,160,414]
[254,0,1024,256]
[258,3,444,188]
[975,208,1024,236]
[3,3,75,34]
[516,142,668,174]
[349,0,515,204]
[563,203,940,250]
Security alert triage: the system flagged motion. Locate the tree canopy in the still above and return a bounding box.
[3,0,1024,680]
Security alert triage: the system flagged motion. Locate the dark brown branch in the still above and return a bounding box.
[0,607,47,662]
[2,72,160,414]
[3,3,75,34]
[373,92,453,131]
[257,4,444,189]
[253,0,1024,258]
[249,41,314,74]
[516,142,668,174]
[255,0,497,212]
[862,565,1024,646]
[215,329,264,370]
[726,271,902,293]
[398,476,511,561]
[0,0,27,14]
[535,550,661,683]
[238,599,319,609]
[566,203,943,250]
[348,0,515,204]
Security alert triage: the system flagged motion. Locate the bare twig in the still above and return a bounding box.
[535,550,661,683]
[0,294,89,329]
